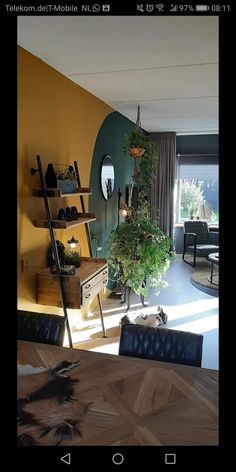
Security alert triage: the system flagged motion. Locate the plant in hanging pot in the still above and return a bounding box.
[127,132,146,158]
[123,106,157,195]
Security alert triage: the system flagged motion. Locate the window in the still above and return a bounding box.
[175,154,219,224]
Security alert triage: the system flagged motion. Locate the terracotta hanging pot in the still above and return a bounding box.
[129,145,146,158]
[129,146,145,180]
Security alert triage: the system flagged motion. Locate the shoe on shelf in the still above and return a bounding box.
[57,208,66,220]
[71,206,79,220]
[65,207,73,221]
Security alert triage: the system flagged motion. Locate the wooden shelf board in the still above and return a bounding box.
[33,187,92,197]
[34,215,96,229]
[38,257,107,284]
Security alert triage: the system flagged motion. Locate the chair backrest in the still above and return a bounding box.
[184,220,209,244]
[17,310,65,346]
[119,324,203,367]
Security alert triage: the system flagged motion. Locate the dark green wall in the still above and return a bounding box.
[176,134,219,154]
[89,111,135,267]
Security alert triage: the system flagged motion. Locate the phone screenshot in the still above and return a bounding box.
[3,0,230,466]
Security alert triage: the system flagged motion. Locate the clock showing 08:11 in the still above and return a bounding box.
[209,5,231,11]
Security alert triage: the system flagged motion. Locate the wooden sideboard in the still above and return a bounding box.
[36,257,108,309]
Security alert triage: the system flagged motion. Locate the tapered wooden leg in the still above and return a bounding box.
[97,293,107,338]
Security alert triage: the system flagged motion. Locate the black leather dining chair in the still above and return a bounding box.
[17,310,66,346]
[119,323,203,367]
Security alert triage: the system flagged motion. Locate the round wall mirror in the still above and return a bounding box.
[101,155,115,200]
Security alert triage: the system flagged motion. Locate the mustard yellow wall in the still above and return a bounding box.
[18,46,113,314]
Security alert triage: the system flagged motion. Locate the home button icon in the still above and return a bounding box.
[112,453,124,465]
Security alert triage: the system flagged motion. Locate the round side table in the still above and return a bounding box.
[208,253,219,286]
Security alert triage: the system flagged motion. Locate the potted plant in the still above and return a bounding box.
[64,250,81,268]
[45,163,78,193]
[106,203,173,296]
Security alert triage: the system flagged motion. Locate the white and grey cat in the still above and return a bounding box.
[120,306,168,328]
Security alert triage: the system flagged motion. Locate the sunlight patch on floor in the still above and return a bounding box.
[64,295,218,353]
[155,298,218,317]
[169,314,218,334]
[101,302,144,314]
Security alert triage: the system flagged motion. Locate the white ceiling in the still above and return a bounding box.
[18,16,218,134]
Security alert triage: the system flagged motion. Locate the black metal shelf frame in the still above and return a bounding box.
[31,155,107,348]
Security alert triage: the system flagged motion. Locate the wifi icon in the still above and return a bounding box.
[155,4,164,11]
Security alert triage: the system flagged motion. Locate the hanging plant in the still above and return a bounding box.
[123,105,157,200]
[106,105,174,298]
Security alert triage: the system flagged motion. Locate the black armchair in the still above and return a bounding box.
[17,310,65,346]
[119,323,203,367]
[182,220,219,267]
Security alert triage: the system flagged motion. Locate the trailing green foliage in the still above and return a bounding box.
[106,204,174,296]
[106,128,174,296]
[123,132,157,203]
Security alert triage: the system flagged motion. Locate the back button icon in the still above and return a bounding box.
[61,453,71,465]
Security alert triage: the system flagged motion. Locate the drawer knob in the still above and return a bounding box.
[85,284,91,289]
[85,294,91,299]
[103,279,108,284]
[103,270,107,275]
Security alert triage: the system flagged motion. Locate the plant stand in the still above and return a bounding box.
[121,283,148,313]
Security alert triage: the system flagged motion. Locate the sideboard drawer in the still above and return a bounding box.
[81,267,108,297]
[81,276,108,307]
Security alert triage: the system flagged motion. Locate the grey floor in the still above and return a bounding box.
[70,254,218,371]
[126,254,219,370]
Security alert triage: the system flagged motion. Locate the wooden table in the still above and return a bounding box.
[17,341,218,446]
